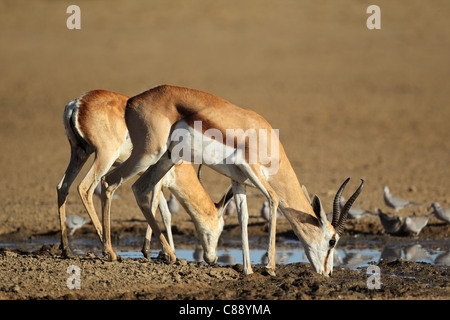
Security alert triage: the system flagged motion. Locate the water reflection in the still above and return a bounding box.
[189,241,450,269]
[0,236,448,268]
[339,252,375,268]
[435,252,450,265]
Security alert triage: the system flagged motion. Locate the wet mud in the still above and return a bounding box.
[1,0,449,302]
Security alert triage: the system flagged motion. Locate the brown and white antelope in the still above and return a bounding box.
[56,90,233,263]
[101,84,364,276]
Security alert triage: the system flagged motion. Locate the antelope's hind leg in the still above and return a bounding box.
[56,146,90,258]
[77,150,119,245]
[132,152,176,263]
[101,156,146,261]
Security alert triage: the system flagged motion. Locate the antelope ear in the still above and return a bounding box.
[312,195,328,229]
[216,185,234,218]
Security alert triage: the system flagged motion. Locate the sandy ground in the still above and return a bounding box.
[0,0,449,301]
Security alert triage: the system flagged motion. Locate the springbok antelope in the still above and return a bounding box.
[101,84,364,276]
[56,90,232,262]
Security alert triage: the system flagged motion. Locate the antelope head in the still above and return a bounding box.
[304,178,365,276]
[198,185,234,264]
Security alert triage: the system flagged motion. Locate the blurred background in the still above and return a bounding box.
[0,0,449,236]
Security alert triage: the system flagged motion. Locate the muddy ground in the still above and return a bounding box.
[0,1,449,301]
[0,222,449,301]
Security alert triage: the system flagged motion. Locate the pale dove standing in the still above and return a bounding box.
[375,208,403,235]
[65,214,90,236]
[401,215,431,236]
[340,196,373,219]
[260,201,270,221]
[167,193,180,215]
[260,201,283,222]
[430,202,450,224]
[383,186,420,212]
[94,183,120,199]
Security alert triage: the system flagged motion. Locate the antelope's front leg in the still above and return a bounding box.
[232,181,253,275]
[100,178,118,262]
[265,198,278,276]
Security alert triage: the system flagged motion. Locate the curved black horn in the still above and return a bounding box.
[332,177,350,228]
[335,179,365,236]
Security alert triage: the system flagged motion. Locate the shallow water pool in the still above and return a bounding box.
[2,235,447,270]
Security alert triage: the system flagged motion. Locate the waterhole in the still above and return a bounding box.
[1,235,448,269]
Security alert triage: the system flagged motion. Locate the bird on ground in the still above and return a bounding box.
[167,193,180,215]
[94,183,120,199]
[375,208,403,235]
[260,201,283,222]
[340,196,374,219]
[401,215,431,237]
[430,202,450,224]
[65,214,90,236]
[383,186,421,212]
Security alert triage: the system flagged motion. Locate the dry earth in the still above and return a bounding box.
[0,0,449,304]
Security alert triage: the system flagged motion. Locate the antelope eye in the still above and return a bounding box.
[329,239,336,247]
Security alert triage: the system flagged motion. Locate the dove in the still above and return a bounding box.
[375,208,403,235]
[383,186,421,211]
[430,202,450,224]
[401,215,431,236]
[65,214,90,236]
[167,193,180,215]
[94,183,120,199]
[260,201,270,221]
[340,196,373,219]
[260,201,283,222]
